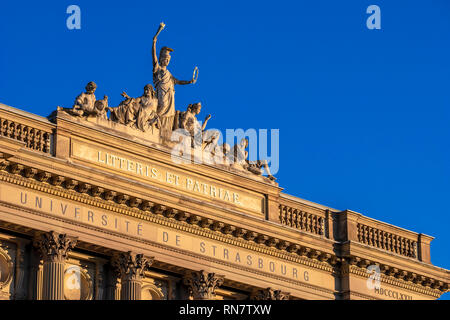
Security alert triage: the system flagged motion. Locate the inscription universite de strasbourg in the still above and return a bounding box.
[7,187,312,284]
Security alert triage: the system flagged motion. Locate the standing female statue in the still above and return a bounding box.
[152,22,198,136]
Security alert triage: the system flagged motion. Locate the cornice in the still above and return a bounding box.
[342,256,448,297]
[345,240,450,275]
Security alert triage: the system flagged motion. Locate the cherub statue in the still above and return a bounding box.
[70,81,108,119]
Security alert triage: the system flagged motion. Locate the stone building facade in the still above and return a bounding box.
[0,102,448,300]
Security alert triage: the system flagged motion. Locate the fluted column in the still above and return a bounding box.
[36,264,44,300]
[28,254,44,300]
[183,270,224,300]
[112,251,153,300]
[251,287,290,300]
[34,231,77,300]
[28,247,44,300]
[106,277,121,300]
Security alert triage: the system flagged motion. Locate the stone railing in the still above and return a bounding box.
[279,204,325,237]
[0,106,54,154]
[357,223,418,259]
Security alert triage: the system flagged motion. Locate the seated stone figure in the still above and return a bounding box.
[70,81,108,119]
[178,102,217,149]
[109,85,160,132]
[232,138,275,180]
[134,84,160,132]
[109,92,140,127]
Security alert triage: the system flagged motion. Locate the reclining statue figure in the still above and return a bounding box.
[108,84,160,132]
[232,138,275,181]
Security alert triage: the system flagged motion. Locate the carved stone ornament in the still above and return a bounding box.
[63,81,109,119]
[112,251,154,281]
[34,231,78,263]
[141,282,165,300]
[183,270,224,300]
[0,244,14,291]
[64,265,93,300]
[231,138,275,180]
[251,287,290,300]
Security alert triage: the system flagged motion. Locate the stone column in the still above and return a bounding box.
[183,270,224,300]
[112,251,153,300]
[251,287,290,300]
[28,252,44,300]
[34,231,77,300]
[107,278,121,300]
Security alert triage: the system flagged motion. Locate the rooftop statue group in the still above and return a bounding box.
[58,23,274,181]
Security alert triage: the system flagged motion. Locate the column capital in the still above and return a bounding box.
[112,251,153,282]
[34,231,77,263]
[183,270,224,300]
[251,287,290,300]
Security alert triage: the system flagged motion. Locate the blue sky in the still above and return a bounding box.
[1,1,449,299]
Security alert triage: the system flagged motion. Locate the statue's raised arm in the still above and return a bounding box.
[151,22,199,138]
[152,22,165,69]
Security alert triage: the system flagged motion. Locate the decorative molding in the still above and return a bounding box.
[0,165,336,273]
[112,251,154,282]
[64,264,93,300]
[343,257,445,298]
[33,231,77,263]
[183,270,224,300]
[0,163,448,299]
[0,242,14,291]
[251,287,290,300]
[141,283,165,300]
[0,215,338,298]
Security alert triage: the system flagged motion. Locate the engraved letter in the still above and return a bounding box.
[20,192,27,204]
